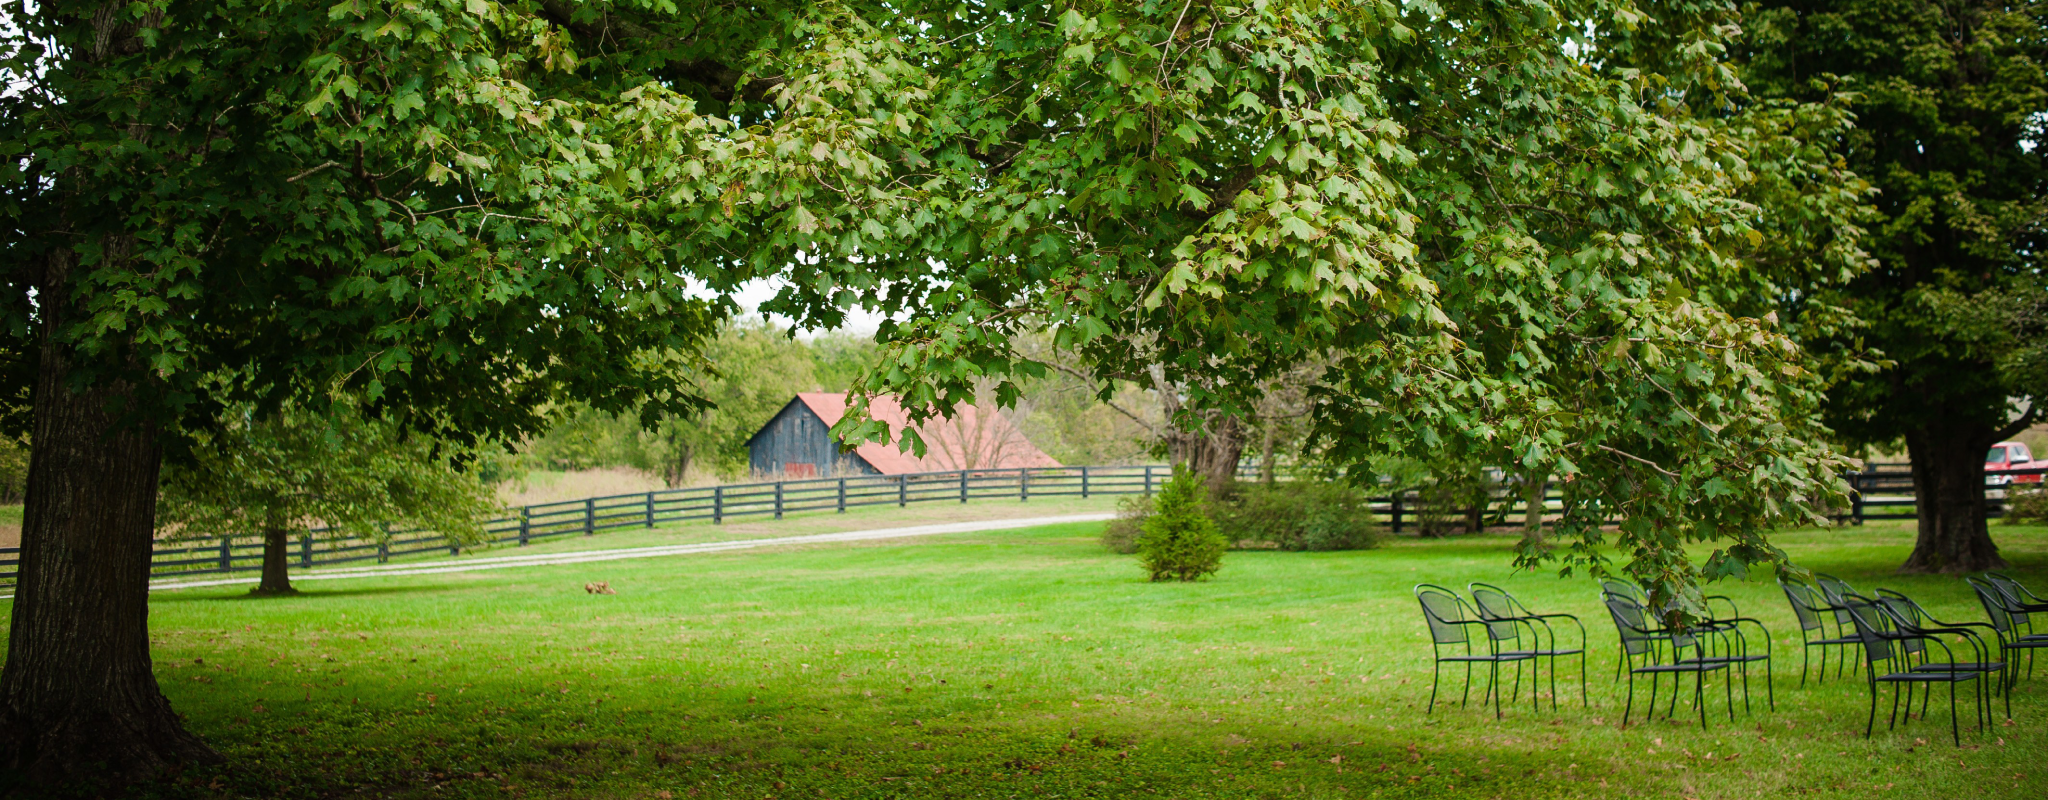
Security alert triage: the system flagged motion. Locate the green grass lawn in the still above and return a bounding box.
[14,520,2048,799]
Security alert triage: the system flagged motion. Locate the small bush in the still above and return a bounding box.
[2004,483,2048,525]
[1213,481,1381,551]
[1100,494,1153,554]
[1137,468,1227,582]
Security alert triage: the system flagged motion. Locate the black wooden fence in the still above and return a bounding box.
[1,461,2042,589]
[1842,462,2048,524]
[1,465,1201,588]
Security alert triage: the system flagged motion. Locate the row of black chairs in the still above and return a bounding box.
[1416,572,2048,745]
[1782,572,2048,744]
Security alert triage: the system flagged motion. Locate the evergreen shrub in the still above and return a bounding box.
[1137,469,1227,582]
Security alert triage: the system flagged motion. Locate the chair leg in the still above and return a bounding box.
[1547,654,1558,713]
[1696,669,1708,731]
[1765,652,1775,712]
[1799,644,1810,689]
[1724,663,1735,722]
[1888,680,1902,731]
[1864,679,1877,738]
[1490,661,1504,719]
[1461,662,1474,708]
[1623,669,1636,727]
[1667,664,1683,720]
[1579,652,1588,709]
[1949,680,1960,747]
[1428,661,1441,714]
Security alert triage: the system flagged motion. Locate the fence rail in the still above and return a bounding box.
[1,461,2037,589]
[0,465,1211,588]
[1841,462,2048,524]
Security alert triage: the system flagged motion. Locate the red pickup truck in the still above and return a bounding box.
[1986,441,2046,486]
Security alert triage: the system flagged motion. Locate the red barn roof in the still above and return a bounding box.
[789,392,1061,474]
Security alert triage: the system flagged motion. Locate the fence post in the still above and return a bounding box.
[1852,465,1870,526]
[646,492,656,528]
[838,477,847,513]
[451,537,461,556]
[1081,466,1090,499]
[1020,468,1029,501]
[584,497,596,536]
[713,485,724,524]
[300,533,312,568]
[219,537,231,572]
[377,539,389,564]
[960,469,969,503]
[898,475,908,507]
[1144,465,1154,496]
[774,481,785,520]
[1391,492,1405,534]
[518,509,531,546]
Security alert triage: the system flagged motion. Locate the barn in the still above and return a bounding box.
[745,393,1061,479]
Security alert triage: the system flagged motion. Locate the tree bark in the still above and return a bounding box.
[253,527,296,595]
[0,248,220,785]
[1520,469,1547,544]
[1258,420,1277,487]
[1168,413,1244,498]
[1899,426,2007,573]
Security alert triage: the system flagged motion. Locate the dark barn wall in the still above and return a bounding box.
[747,401,877,478]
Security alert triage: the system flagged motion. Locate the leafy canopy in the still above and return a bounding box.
[157,399,500,544]
[0,0,1870,613]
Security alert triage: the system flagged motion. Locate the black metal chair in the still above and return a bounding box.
[1840,593,1985,746]
[1968,577,2048,685]
[1601,594,1728,728]
[1780,578,1859,687]
[1603,581,1773,713]
[1415,584,1537,717]
[1873,588,2008,722]
[1812,572,1863,678]
[1468,582,1588,711]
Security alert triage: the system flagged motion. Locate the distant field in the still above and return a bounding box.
[0,504,19,549]
[16,517,2044,799]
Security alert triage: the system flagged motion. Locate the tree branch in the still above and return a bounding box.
[1596,444,1681,479]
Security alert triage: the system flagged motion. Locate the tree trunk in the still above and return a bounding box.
[1463,486,1487,534]
[253,528,296,595]
[1520,470,1547,544]
[1169,413,1244,498]
[1258,420,1277,486]
[1899,427,2006,573]
[0,248,220,785]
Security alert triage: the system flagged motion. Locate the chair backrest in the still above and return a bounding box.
[1415,584,1473,645]
[1969,578,2018,635]
[1466,583,1523,643]
[1600,580,1645,605]
[1838,593,1898,666]
[1779,578,1827,633]
[1871,589,1929,657]
[1981,575,2034,627]
[1602,593,1686,656]
[1985,572,2041,604]
[1813,573,1854,604]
